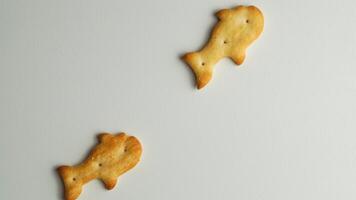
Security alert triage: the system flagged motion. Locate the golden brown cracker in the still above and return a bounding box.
[183,5,264,89]
[57,132,142,200]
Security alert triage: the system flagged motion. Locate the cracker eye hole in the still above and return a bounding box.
[223,40,227,44]
[124,148,128,152]
[98,163,102,167]
[72,178,76,181]
[246,19,249,23]
[201,62,205,66]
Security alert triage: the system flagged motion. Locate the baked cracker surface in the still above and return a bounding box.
[183,5,264,89]
[57,132,142,200]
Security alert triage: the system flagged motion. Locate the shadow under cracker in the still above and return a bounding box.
[54,133,104,200]
[53,166,65,200]
[55,132,126,199]
[177,10,221,90]
[196,10,220,51]
[178,53,197,89]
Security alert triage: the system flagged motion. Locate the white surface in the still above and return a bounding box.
[1,0,356,199]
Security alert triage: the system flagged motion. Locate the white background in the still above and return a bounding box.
[1,0,356,199]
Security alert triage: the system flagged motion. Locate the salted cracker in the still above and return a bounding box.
[183,5,264,89]
[57,132,142,200]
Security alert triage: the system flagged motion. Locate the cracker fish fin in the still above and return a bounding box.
[215,9,230,20]
[98,133,113,143]
[231,53,246,65]
[102,177,118,190]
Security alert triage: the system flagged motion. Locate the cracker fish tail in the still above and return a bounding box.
[182,5,264,89]
[183,52,213,89]
[57,133,142,200]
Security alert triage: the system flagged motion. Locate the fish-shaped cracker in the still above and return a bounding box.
[57,132,142,200]
[183,5,264,89]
